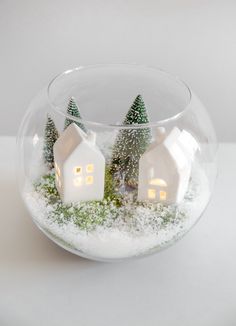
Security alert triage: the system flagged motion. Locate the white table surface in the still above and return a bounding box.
[0,137,236,326]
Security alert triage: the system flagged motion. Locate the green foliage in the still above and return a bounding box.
[110,95,151,187]
[53,200,113,230]
[35,173,59,203]
[34,171,120,231]
[72,201,115,230]
[104,167,122,206]
[64,97,87,132]
[43,115,59,169]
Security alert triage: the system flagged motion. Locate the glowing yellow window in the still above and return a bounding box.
[73,177,83,187]
[74,166,82,175]
[148,189,156,199]
[86,175,94,185]
[57,167,61,177]
[149,178,167,187]
[159,191,167,201]
[55,173,59,182]
[86,164,94,173]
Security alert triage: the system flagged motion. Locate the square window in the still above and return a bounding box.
[74,177,83,187]
[74,166,82,175]
[86,175,94,185]
[159,191,167,200]
[148,189,156,199]
[86,164,94,173]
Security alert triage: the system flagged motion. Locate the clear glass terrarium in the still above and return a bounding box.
[17,64,218,261]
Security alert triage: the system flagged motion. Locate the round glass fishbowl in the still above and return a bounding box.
[17,64,218,261]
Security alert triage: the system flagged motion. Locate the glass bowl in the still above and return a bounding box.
[17,64,218,261]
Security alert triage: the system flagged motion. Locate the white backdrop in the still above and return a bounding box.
[0,0,235,141]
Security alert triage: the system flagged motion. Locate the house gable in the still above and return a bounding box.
[54,123,86,163]
[140,145,181,184]
[53,122,106,203]
[138,127,196,204]
[65,141,105,168]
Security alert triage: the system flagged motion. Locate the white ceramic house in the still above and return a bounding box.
[138,127,199,204]
[53,123,105,203]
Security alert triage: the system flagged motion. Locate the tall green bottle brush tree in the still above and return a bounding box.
[43,114,59,169]
[110,95,151,188]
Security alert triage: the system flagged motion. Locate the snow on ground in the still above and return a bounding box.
[22,166,210,260]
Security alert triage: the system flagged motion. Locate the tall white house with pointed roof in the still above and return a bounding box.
[53,123,105,203]
[138,127,199,204]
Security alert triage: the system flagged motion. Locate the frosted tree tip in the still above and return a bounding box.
[68,97,76,106]
[64,96,87,133]
[134,94,144,102]
[132,94,146,110]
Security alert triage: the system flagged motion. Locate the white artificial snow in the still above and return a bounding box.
[22,165,210,260]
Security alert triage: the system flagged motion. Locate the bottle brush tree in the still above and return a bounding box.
[110,95,151,188]
[43,114,59,169]
[64,97,87,132]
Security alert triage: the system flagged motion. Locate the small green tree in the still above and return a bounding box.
[43,114,59,169]
[64,97,87,132]
[110,95,151,188]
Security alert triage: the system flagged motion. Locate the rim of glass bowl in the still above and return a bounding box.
[47,63,192,130]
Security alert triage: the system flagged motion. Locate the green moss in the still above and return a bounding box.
[34,169,121,231]
[34,173,59,204]
[104,167,122,206]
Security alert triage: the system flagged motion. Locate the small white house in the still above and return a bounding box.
[53,123,105,203]
[138,127,199,204]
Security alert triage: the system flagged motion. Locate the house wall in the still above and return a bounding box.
[138,156,179,204]
[62,148,105,203]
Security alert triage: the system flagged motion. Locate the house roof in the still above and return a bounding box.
[143,127,198,168]
[54,123,100,162]
[164,127,182,148]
